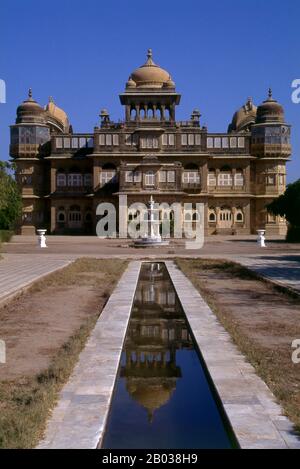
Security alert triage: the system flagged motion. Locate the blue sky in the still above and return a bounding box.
[0,0,299,182]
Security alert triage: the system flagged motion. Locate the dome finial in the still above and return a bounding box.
[268,88,273,99]
[145,48,154,65]
[28,88,33,100]
[49,96,54,103]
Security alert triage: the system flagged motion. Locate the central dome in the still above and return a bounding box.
[129,49,174,89]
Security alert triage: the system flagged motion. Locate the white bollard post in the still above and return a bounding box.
[257,229,266,247]
[37,229,47,248]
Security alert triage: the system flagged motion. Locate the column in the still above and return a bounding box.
[125,105,130,122]
[50,166,57,193]
[202,161,208,191]
[50,205,56,233]
[119,194,128,238]
[161,105,165,121]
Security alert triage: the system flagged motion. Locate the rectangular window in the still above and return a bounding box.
[238,137,245,148]
[183,171,200,184]
[153,137,159,148]
[99,134,105,146]
[63,137,70,149]
[159,170,167,182]
[214,137,221,148]
[230,137,237,148]
[87,138,94,148]
[56,137,63,149]
[125,171,133,182]
[57,174,66,187]
[72,138,78,149]
[101,170,116,186]
[235,172,244,186]
[167,171,175,183]
[222,137,229,148]
[106,134,112,146]
[195,134,201,146]
[68,173,82,187]
[145,172,155,186]
[219,173,233,186]
[113,134,119,146]
[207,137,213,148]
[188,134,195,146]
[168,134,175,146]
[181,134,188,146]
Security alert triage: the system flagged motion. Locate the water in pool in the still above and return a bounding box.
[102,263,237,449]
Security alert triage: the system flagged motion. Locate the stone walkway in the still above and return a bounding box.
[231,254,300,294]
[166,262,300,449]
[0,254,74,305]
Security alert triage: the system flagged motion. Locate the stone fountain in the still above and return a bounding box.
[133,196,169,248]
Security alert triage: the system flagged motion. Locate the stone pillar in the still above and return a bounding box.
[50,166,57,193]
[244,165,250,192]
[50,205,56,233]
[135,105,140,121]
[232,168,236,190]
[125,105,130,121]
[161,105,165,121]
[202,162,208,191]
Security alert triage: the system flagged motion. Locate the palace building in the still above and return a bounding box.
[10,49,291,236]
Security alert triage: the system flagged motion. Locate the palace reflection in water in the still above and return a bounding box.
[102,263,236,449]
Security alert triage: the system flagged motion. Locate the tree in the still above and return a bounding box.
[267,179,300,242]
[0,161,22,231]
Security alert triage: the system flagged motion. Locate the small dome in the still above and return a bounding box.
[16,89,46,124]
[126,76,136,89]
[130,49,174,89]
[45,97,70,132]
[163,76,175,89]
[229,97,257,132]
[256,89,285,124]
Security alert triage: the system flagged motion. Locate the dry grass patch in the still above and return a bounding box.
[176,258,300,433]
[0,258,127,448]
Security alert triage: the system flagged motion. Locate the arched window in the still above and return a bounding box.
[57,206,66,223]
[235,209,244,222]
[219,207,232,226]
[209,212,216,222]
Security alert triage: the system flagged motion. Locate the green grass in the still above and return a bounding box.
[0,230,13,243]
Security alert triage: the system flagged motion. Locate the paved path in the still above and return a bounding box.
[229,254,300,294]
[0,254,74,305]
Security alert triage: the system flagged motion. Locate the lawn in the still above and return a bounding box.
[176,258,300,433]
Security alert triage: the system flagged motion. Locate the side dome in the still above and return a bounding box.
[16,89,46,124]
[45,97,70,133]
[256,89,285,124]
[130,49,174,89]
[228,97,257,132]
